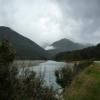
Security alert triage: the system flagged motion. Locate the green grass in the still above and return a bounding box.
[64,62,100,100]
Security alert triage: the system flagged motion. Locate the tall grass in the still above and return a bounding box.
[64,62,100,100]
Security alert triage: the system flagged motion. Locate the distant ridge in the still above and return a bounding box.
[55,43,100,61]
[0,26,48,60]
[47,38,89,57]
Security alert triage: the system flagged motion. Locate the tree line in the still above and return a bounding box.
[55,43,100,61]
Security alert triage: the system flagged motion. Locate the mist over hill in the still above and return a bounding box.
[46,38,90,58]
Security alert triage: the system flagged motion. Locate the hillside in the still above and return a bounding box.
[47,38,88,58]
[64,62,100,100]
[0,26,48,60]
[55,43,100,61]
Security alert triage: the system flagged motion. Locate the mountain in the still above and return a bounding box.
[47,38,88,57]
[0,26,48,60]
[55,43,100,61]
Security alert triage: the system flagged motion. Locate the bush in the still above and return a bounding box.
[73,60,93,75]
[55,67,73,88]
[55,60,93,89]
[15,69,58,100]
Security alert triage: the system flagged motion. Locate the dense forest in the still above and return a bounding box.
[55,43,100,61]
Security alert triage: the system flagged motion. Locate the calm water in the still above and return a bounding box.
[19,60,73,91]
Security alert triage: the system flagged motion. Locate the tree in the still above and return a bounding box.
[0,40,16,100]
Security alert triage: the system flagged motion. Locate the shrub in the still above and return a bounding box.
[55,60,93,89]
[55,67,73,88]
[73,60,93,75]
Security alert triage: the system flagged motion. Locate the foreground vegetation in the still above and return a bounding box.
[0,40,57,100]
[64,62,100,100]
[55,60,100,100]
[55,60,93,89]
[0,40,100,100]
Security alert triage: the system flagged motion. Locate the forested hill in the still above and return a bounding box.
[55,43,100,61]
[0,26,48,60]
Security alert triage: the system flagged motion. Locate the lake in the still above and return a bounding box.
[18,60,73,91]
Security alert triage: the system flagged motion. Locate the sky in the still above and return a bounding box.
[0,0,100,48]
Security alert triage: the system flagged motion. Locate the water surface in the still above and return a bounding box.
[19,60,73,91]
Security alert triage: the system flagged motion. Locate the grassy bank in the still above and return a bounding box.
[64,62,100,100]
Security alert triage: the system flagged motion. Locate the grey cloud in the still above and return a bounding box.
[0,0,100,47]
[58,0,100,44]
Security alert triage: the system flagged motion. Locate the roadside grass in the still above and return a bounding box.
[64,62,100,100]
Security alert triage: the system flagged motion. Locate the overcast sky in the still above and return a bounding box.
[0,0,100,47]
